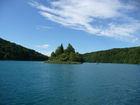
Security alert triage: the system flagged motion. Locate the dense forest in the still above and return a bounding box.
[1,38,140,64]
[0,38,48,61]
[83,47,140,64]
[45,44,83,64]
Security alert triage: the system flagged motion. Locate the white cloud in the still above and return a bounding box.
[29,0,140,43]
[41,50,52,56]
[36,44,49,49]
[36,44,51,56]
[100,22,140,42]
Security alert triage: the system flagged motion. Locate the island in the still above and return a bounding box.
[44,44,83,64]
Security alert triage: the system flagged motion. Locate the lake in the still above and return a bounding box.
[0,61,140,105]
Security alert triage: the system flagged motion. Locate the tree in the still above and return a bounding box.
[59,53,69,61]
[69,52,83,62]
[51,52,56,57]
[55,44,64,56]
[65,43,75,53]
[60,44,64,53]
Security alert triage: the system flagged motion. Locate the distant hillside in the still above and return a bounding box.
[0,38,48,61]
[83,47,140,64]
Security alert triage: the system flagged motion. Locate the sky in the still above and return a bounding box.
[0,0,140,56]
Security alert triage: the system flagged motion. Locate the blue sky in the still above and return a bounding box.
[0,0,140,56]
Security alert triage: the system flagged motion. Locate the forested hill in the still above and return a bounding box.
[0,38,48,61]
[83,47,140,64]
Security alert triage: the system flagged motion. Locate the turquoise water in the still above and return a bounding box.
[0,61,140,105]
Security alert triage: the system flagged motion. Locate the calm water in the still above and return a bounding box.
[0,61,140,105]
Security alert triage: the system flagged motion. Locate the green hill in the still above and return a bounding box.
[83,47,140,64]
[0,38,48,61]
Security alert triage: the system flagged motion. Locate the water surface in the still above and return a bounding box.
[0,61,140,105]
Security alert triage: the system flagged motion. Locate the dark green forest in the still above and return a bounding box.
[0,38,48,61]
[0,38,140,64]
[83,47,140,64]
[45,44,83,64]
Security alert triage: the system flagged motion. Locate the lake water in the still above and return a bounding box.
[0,61,140,105]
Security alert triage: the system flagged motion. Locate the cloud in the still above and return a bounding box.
[36,44,49,49]
[36,44,51,56]
[40,50,52,56]
[29,0,140,43]
[100,22,140,42]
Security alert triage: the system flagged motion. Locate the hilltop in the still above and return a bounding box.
[0,38,48,61]
[83,46,140,64]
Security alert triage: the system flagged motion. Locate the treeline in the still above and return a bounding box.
[1,37,139,64]
[47,44,83,63]
[83,47,140,64]
[0,38,48,61]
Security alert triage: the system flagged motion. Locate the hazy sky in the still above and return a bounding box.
[0,0,140,56]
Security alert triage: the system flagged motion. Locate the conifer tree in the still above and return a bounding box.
[51,52,56,57]
[55,44,64,56]
[65,43,75,53]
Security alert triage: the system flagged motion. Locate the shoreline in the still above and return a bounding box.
[44,60,82,64]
